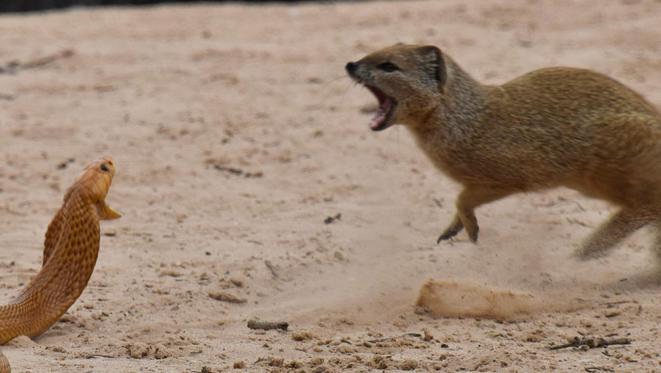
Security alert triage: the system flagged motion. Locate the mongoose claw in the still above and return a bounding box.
[437,226,479,244]
[437,217,465,243]
[437,232,454,243]
[467,228,479,243]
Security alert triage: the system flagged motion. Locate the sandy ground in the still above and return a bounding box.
[0,0,660,371]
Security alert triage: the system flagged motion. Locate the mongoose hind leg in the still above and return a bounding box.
[576,208,652,260]
[438,186,512,243]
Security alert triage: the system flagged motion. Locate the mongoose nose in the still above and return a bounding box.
[345,62,357,74]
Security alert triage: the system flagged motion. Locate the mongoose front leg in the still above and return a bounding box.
[438,186,512,243]
[576,208,651,259]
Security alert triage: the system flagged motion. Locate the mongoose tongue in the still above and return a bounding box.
[370,95,394,131]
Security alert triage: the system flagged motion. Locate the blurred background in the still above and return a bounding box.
[0,0,298,13]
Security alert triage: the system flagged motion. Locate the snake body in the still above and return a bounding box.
[0,157,120,373]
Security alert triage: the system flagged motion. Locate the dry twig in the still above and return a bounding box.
[0,49,74,74]
[549,336,631,350]
[247,319,289,331]
[368,332,422,343]
[264,260,279,279]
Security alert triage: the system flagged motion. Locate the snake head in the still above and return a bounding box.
[71,156,122,220]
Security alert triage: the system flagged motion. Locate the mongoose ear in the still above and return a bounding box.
[418,45,447,88]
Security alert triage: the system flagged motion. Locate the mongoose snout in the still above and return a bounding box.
[348,43,661,268]
[345,62,358,75]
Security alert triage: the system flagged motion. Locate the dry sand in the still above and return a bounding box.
[0,0,660,371]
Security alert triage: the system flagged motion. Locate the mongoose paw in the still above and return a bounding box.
[436,233,452,244]
[437,228,462,243]
[467,228,479,243]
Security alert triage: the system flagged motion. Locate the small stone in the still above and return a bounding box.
[368,356,388,369]
[153,344,171,359]
[291,331,314,341]
[48,346,66,353]
[233,361,245,369]
[209,291,246,304]
[337,345,354,354]
[400,360,418,370]
[126,342,150,359]
[423,329,434,341]
[285,360,303,368]
[269,357,284,367]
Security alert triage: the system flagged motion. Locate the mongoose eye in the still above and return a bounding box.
[377,62,400,72]
[100,163,110,172]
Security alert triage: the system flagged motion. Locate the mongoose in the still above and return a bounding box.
[345,43,661,263]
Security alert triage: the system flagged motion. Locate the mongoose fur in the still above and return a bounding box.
[346,44,661,263]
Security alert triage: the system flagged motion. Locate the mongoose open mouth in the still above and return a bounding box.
[365,85,397,131]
